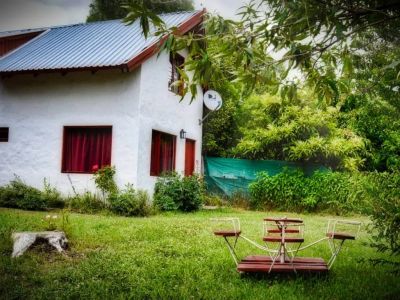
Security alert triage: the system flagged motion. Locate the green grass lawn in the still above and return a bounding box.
[0,208,399,299]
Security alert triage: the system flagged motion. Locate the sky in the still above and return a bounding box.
[0,0,246,32]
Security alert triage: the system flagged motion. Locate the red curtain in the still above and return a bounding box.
[184,139,195,176]
[150,131,176,176]
[62,127,112,173]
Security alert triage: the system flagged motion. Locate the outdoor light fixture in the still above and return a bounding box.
[180,129,187,139]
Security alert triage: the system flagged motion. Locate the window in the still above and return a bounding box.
[150,130,176,176]
[168,52,185,96]
[0,127,9,142]
[62,126,112,173]
[184,139,196,176]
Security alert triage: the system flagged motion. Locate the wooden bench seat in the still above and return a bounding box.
[241,255,326,265]
[237,262,328,273]
[213,230,241,237]
[267,229,300,234]
[264,217,303,224]
[326,232,355,240]
[263,236,304,243]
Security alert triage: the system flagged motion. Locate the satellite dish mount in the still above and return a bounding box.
[199,90,223,125]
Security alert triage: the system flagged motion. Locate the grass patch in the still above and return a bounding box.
[0,208,399,299]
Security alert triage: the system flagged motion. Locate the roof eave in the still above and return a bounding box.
[127,9,206,71]
[0,64,128,78]
[0,9,206,77]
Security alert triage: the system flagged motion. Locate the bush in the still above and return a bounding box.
[42,179,65,208]
[249,169,308,211]
[306,171,357,213]
[249,169,363,213]
[364,172,400,270]
[93,166,118,197]
[67,191,106,214]
[0,178,48,210]
[108,185,152,217]
[203,194,229,207]
[154,173,204,212]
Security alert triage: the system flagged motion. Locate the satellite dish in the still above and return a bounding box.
[203,90,222,111]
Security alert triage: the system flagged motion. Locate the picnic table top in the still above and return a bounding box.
[264,217,304,223]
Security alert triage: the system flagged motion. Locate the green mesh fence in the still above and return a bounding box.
[204,156,327,197]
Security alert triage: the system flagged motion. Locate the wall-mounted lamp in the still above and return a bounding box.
[180,129,187,139]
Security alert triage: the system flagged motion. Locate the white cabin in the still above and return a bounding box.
[0,11,205,195]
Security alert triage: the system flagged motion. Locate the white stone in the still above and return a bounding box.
[11,231,68,258]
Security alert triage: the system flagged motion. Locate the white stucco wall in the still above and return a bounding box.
[136,51,203,192]
[0,51,203,196]
[0,69,142,195]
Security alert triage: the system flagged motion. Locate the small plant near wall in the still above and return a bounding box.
[42,178,65,208]
[93,165,118,198]
[154,173,204,212]
[108,184,152,217]
[67,191,106,214]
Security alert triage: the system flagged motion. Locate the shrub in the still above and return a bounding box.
[249,169,363,213]
[306,171,355,213]
[154,173,204,212]
[0,178,47,210]
[42,179,65,208]
[249,169,307,211]
[228,191,251,209]
[364,172,400,271]
[203,194,229,207]
[93,166,118,197]
[67,191,106,214]
[108,185,152,217]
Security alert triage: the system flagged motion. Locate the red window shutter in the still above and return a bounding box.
[62,126,112,173]
[184,139,196,176]
[150,131,161,176]
[150,130,176,176]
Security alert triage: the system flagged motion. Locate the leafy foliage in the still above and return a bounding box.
[249,169,373,213]
[363,172,400,260]
[93,166,118,197]
[202,82,242,157]
[67,191,106,214]
[153,173,204,212]
[87,0,194,22]
[42,179,65,209]
[0,179,46,211]
[0,178,64,211]
[126,0,400,112]
[108,184,152,217]
[340,97,400,172]
[125,0,400,174]
[234,93,366,170]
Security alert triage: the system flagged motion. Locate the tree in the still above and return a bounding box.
[126,1,400,103]
[338,34,400,171]
[87,0,194,22]
[202,82,242,157]
[233,93,366,171]
[126,1,400,172]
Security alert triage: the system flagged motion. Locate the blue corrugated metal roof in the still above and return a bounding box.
[0,11,201,73]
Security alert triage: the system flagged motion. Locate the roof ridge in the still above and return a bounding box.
[0,10,201,36]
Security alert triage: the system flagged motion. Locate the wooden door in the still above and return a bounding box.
[184,139,195,176]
